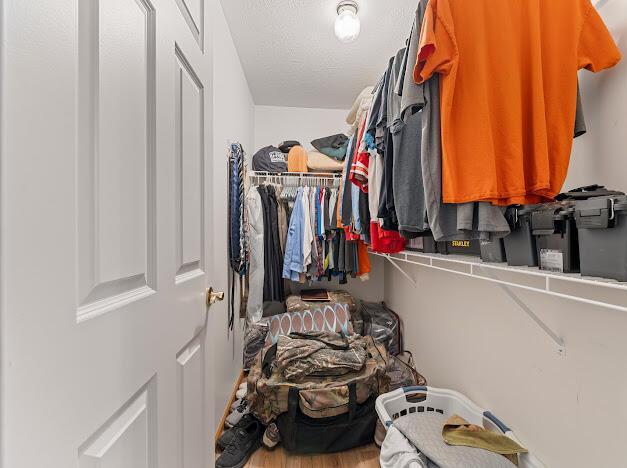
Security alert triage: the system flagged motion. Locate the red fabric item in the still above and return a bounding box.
[349,118,369,192]
[343,226,361,242]
[369,222,406,254]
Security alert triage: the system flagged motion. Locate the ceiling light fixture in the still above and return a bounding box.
[334,1,360,43]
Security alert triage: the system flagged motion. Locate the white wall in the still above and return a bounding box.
[254,105,350,152]
[567,0,627,191]
[210,0,255,433]
[384,3,627,467]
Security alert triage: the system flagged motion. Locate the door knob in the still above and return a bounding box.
[206,287,225,306]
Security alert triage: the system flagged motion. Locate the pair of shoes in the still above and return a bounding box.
[225,400,250,428]
[262,422,280,449]
[217,414,255,450]
[215,416,264,468]
[374,420,386,447]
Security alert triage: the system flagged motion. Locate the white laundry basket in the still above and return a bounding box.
[376,386,545,468]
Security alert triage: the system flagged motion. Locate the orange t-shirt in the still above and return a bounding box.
[415,0,621,205]
[287,145,308,173]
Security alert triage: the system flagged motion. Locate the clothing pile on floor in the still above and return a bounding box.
[247,330,388,453]
[242,291,404,372]
[217,290,427,467]
[380,413,528,468]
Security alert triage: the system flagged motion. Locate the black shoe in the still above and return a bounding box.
[216,414,255,450]
[215,416,264,468]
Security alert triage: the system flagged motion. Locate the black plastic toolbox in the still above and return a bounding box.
[504,205,539,266]
[575,195,627,281]
[439,239,481,256]
[531,204,580,273]
[480,238,507,263]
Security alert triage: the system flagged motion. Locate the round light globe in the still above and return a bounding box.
[334,3,360,43]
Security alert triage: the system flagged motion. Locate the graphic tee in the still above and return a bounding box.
[415,0,621,205]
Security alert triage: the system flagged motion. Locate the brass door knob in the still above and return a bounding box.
[206,287,225,306]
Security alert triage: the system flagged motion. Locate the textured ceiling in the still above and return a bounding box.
[220,0,417,109]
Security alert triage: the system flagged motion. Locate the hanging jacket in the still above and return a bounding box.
[283,189,305,282]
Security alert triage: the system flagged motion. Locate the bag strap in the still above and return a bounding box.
[239,274,249,319]
[348,382,357,421]
[262,343,277,378]
[228,270,235,331]
[287,386,300,420]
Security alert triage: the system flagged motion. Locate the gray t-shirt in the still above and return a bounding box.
[387,47,406,132]
[399,1,428,123]
[366,75,384,137]
[391,12,428,237]
[574,82,586,138]
[376,56,395,147]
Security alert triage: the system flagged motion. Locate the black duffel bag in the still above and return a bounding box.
[276,382,377,454]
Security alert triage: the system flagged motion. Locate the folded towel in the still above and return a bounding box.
[443,415,528,466]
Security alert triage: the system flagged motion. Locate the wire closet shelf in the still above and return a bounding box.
[372,249,627,313]
[372,248,627,355]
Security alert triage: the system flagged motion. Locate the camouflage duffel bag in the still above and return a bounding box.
[247,334,390,425]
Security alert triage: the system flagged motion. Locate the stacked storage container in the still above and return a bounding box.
[530,203,579,273]
[480,239,507,263]
[575,195,627,281]
[503,205,540,266]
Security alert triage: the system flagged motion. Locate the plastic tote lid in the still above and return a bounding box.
[505,204,542,227]
[575,195,627,230]
[556,184,624,201]
[531,203,575,235]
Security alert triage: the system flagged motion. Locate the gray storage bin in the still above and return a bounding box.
[480,239,507,263]
[504,206,539,266]
[575,196,627,281]
[531,204,580,273]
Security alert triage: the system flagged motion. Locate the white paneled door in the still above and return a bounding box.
[1,0,214,467]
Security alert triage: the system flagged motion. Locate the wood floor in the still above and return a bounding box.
[245,444,381,468]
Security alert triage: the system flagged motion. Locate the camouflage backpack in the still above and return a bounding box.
[247,333,390,424]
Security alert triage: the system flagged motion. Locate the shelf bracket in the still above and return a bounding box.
[383,255,418,288]
[480,266,565,356]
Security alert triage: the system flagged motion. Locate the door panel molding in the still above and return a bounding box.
[174,45,205,285]
[176,332,206,468]
[78,377,157,468]
[173,0,204,50]
[76,0,157,322]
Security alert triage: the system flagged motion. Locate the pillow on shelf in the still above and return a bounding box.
[307,150,344,172]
